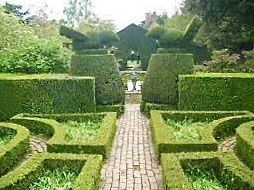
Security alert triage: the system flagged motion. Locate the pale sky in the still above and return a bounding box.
[0,0,184,30]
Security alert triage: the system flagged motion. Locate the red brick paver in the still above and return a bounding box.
[100,104,162,190]
[218,136,236,152]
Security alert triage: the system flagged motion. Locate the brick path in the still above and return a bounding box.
[218,136,236,152]
[100,104,162,190]
[30,136,47,153]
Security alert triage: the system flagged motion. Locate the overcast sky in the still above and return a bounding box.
[0,0,184,30]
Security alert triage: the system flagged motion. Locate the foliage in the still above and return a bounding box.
[63,0,93,28]
[182,0,254,51]
[27,166,79,190]
[164,118,209,140]
[3,2,28,20]
[198,50,254,73]
[0,128,15,146]
[0,7,72,74]
[178,73,254,112]
[70,54,125,105]
[62,116,103,141]
[142,53,194,105]
[0,74,95,120]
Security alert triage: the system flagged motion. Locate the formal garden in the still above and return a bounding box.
[0,0,254,189]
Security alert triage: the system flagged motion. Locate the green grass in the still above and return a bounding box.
[184,164,228,190]
[62,116,104,141]
[27,166,79,190]
[0,129,16,146]
[164,118,210,140]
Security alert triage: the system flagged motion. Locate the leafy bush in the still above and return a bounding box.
[0,8,72,74]
[198,50,254,73]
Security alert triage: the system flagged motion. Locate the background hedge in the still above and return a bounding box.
[0,74,95,121]
[142,53,194,105]
[178,73,254,112]
[70,54,124,105]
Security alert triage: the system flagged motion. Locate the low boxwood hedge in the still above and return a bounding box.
[0,74,96,121]
[11,112,117,159]
[140,101,177,117]
[0,122,30,177]
[178,73,254,112]
[161,152,254,190]
[150,110,253,155]
[0,153,102,190]
[235,120,254,170]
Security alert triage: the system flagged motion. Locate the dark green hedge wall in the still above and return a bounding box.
[142,53,194,105]
[70,54,125,105]
[0,74,95,120]
[178,73,254,112]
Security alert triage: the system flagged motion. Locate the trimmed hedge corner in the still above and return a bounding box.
[161,152,254,190]
[70,54,125,105]
[0,153,103,190]
[0,122,30,177]
[150,110,253,155]
[0,74,96,121]
[142,53,194,105]
[11,112,117,159]
[236,120,254,170]
[178,73,254,112]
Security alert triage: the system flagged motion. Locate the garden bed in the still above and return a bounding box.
[161,152,254,190]
[11,112,117,159]
[0,153,102,190]
[150,110,253,155]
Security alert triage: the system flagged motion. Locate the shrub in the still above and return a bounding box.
[142,53,194,105]
[70,54,125,105]
[178,73,254,112]
[161,152,254,190]
[0,122,30,177]
[11,112,117,159]
[235,121,254,170]
[0,74,95,121]
[0,153,102,190]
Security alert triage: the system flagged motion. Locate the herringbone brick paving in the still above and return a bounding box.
[100,104,162,190]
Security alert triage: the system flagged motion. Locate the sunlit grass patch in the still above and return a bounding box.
[62,116,104,141]
[184,164,228,190]
[164,118,210,140]
[27,166,79,190]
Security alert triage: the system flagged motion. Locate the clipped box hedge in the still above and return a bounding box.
[0,74,95,121]
[236,120,254,170]
[0,123,30,177]
[178,73,254,112]
[142,53,194,105]
[0,153,102,190]
[161,152,254,190]
[150,110,253,155]
[11,112,117,159]
[70,54,125,105]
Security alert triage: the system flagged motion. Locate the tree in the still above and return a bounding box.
[3,2,29,20]
[63,0,93,28]
[182,0,254,51]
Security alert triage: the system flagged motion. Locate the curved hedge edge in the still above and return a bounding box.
[0,122,30,177]
[12,113,118,158]
[219,152,254,189]
[10,116,64,140]
[236,120,254,170]
[73,155,103,190]
[161,152,254,190]
[0,153,102,190]
[208,115,254,141]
